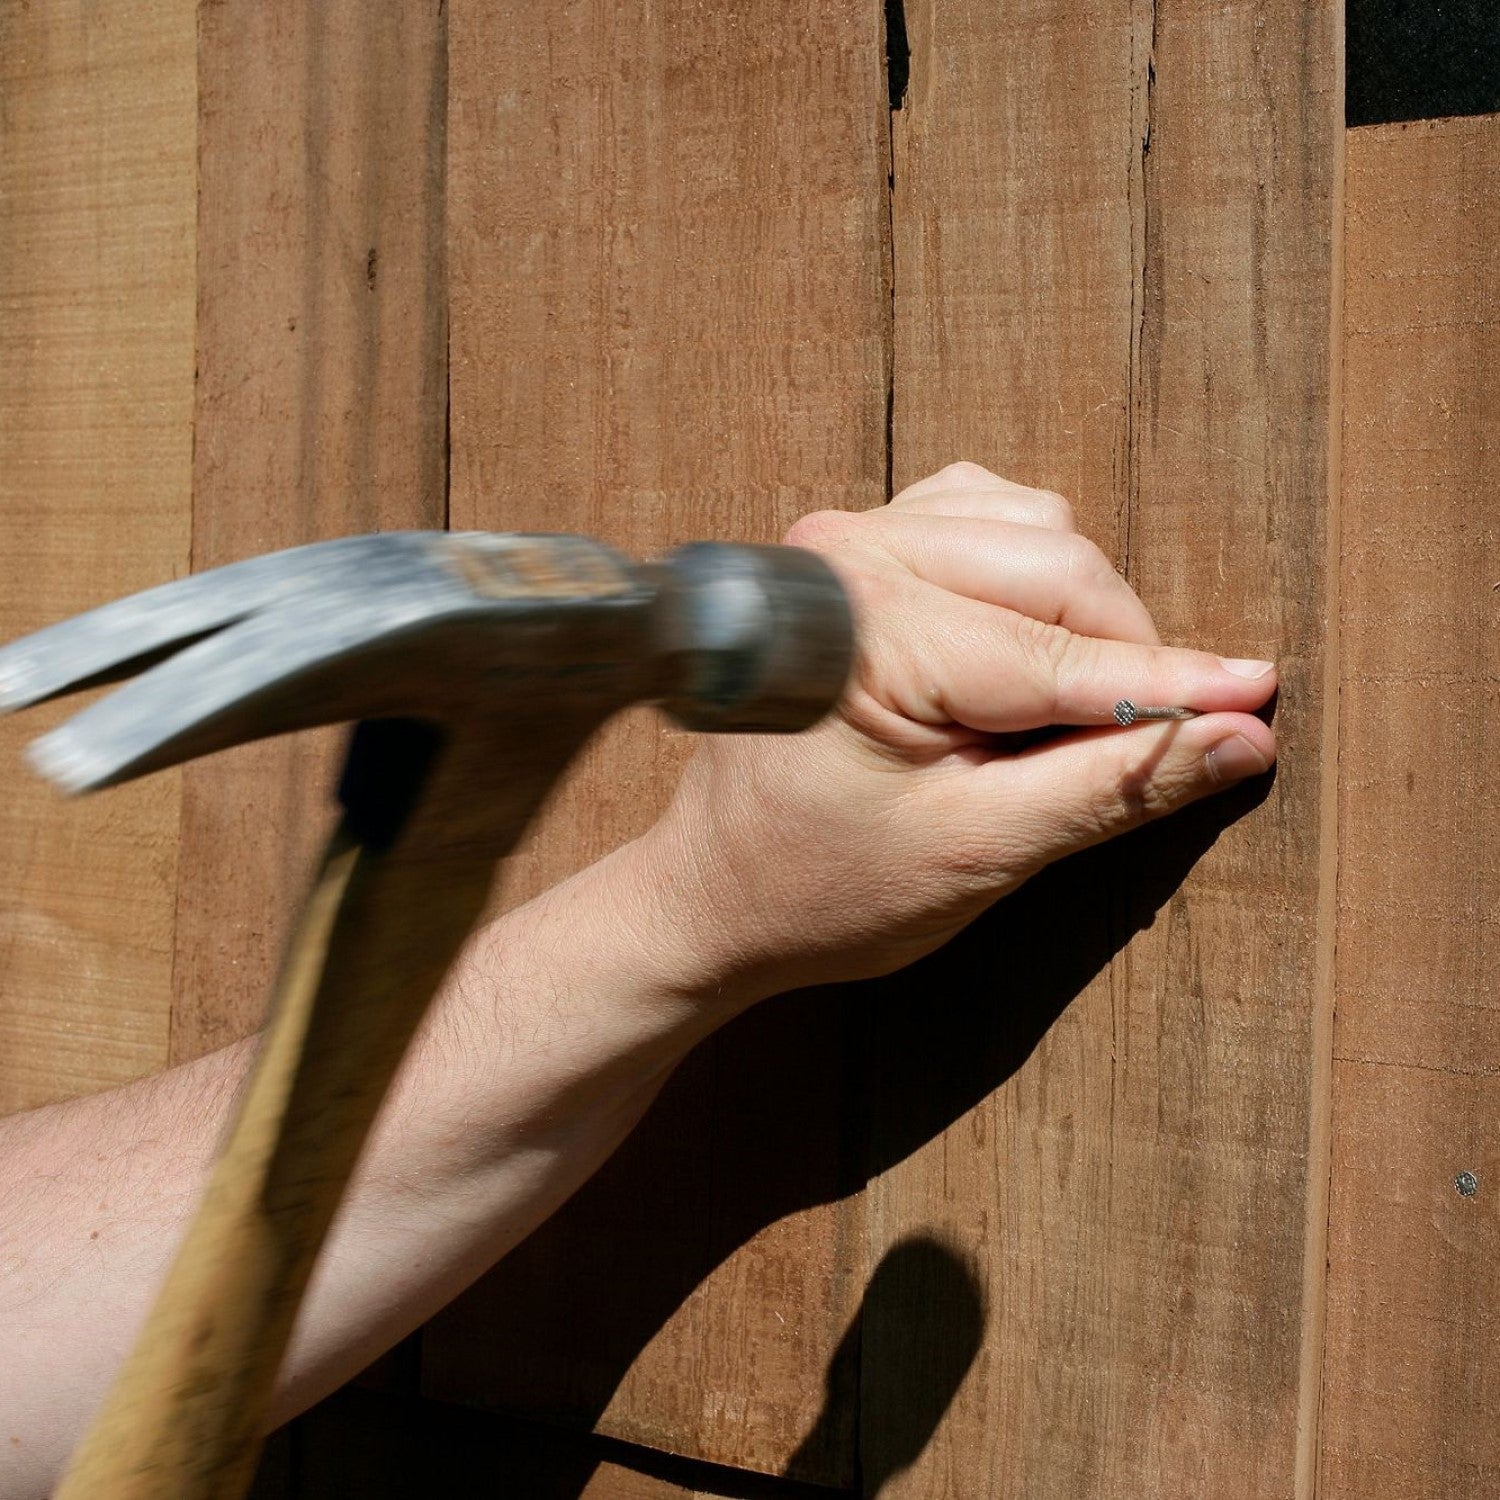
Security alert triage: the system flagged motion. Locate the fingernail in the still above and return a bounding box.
[1206,733,1271,785]
[1218,657,1274,679]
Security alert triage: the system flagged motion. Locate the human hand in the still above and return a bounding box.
[642,463,1277,1007]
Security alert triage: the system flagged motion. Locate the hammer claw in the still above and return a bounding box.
[24,599,388,792]
[0,534,425,714]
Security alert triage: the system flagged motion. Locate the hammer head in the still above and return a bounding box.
[0,532,851,794]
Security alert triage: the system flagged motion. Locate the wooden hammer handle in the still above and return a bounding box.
[55,822,494,1499]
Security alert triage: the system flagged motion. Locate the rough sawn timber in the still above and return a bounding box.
[866,1,1341,1495]
[424,0,889,1486]
[0,0,195,1113]
[172,1,448,1062]
[1322,113,1500,1500]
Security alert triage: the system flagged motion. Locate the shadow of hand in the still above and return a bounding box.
[425,772,1271,1489]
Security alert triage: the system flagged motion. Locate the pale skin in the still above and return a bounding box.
[0,465,1277,1497]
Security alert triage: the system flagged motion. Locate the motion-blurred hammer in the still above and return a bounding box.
[0,530,851,1499]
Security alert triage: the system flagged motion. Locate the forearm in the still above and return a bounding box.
[0,830,743,1499]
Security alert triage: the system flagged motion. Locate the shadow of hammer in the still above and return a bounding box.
[0,530,852,1500]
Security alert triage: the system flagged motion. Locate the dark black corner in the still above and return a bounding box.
[1348,0,1500,127]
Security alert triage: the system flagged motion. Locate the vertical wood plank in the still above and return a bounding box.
[867,2,1339,1495]
[172,1,448,1062]
[0,1,196,1111]
[1322,113,1500,1500]
[426,1,888,1484]
[443,0,890,908]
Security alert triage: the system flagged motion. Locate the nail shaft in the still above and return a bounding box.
[1114,700,1199,727]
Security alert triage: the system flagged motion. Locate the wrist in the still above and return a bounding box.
[393,826,762,1172]
[574,821,773,1023]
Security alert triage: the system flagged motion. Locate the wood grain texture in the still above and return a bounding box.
[865,2,1339,1495]
[0,1,195,1112]
[172,1,448,1062]
[425,0,889,1483]
[1322,114,1500,1500]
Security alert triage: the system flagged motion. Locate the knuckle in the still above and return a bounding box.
[1024,614,1081,678]
[1107,743,1200,828]
[1113,761,1175,824]
[821,546,914,635]
[1033,488,1076,529]
[935,459,1002,488]
[784,508,862,552]
[1014,615,1075,708]
[838,556,899,615]
[1061,531,1113,585]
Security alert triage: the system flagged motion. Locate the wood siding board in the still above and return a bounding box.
[425,1,889,1484]
[868,2,1339,1495]
[1322,113,1500,1500]
[0,1,196,1112]
[172,1,448,1062]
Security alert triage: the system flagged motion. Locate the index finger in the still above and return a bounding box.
[871,584,1275,734]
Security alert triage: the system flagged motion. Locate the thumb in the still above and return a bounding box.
[981,711,1276,876]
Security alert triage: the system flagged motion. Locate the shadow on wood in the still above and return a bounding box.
[424,771,1273,1487]
[787,1235,985,1497]
[255,1386,840,1498]
[262,1240,983,1497]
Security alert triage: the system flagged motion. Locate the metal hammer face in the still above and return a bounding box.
[0,532,852,797]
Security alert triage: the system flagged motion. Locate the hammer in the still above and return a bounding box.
[0,529,851,1499]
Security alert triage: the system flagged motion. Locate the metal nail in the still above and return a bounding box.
[1113,700,1200,727]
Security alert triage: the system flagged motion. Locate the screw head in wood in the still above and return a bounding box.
[1455,1170,1479,1198]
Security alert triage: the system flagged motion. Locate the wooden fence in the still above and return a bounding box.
[1,3,1494,1495]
